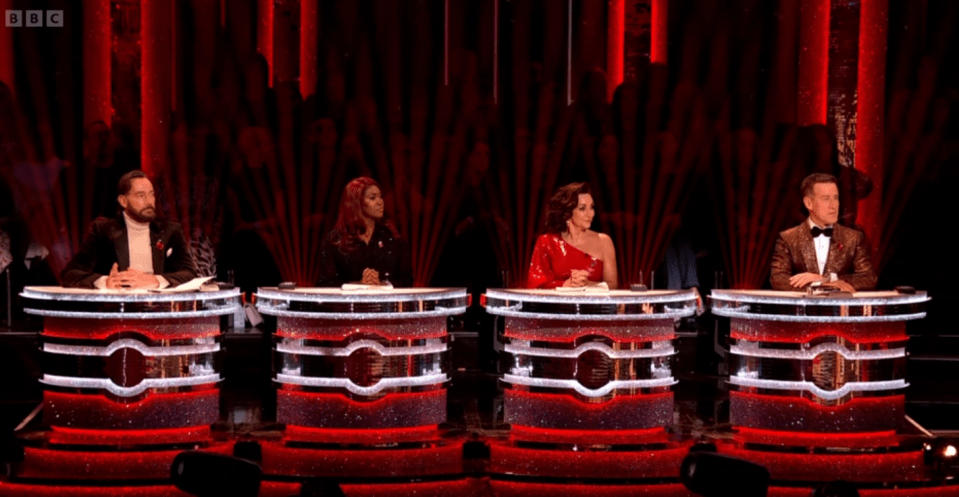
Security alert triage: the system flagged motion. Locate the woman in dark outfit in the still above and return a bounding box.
[317,177,412,287]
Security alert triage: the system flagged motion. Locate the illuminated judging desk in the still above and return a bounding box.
[9,286,239,493]
[483,288,698,494]
[255,287,468,480]
[710,289,951,493]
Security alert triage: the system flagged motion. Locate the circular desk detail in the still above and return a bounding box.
[21,286,239,429]
[12,286,240,484]
[484,288,696,483]
[257,287,466,430]
[712,290,928,432]
[254,287,468,479]
[486,289,696,431]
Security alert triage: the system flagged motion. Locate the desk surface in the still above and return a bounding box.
[710,289,930,322]
[483,288,698,320]
[20,286,241,318]
[254,287,469,319]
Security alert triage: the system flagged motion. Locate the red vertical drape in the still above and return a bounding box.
[607,0,625,101]
[650,0,667,64]
[798,0,829,125]
[300,0,318,98]
[855,0,888,261]
[83,0,111,127]
[141,0,172,176]
[257,0,274,87]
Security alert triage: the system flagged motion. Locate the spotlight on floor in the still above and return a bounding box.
[924,437,959,477]
[680,449,770,497]
[171,450,262,497]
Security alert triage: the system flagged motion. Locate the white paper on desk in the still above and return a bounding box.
[341,283,395,292]
[554,282,610,293]
[151,276,215,293]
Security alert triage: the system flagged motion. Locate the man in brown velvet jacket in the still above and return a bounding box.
[770,173,877,292]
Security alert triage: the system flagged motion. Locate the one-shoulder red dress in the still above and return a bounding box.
[526,233,604,289]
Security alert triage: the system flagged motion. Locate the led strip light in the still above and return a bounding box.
[276,339,446,357]
[275,373,448,396]
[505,341,675,359]
[502,375,677,399]
[41,373,222,398]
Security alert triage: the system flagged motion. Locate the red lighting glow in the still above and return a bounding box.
[42,317,221,341]
[277,388,445,429]
[506,389,673,431]
[607,0,625,102]
[489,481,692,497]
[651,0,668,65]
[488,440,688,479]
[798,0,830,125]
[855,0,888,265]
[44,389,219,429]
[276,318,447,341]
[0,484,190,497]
[735,427,899,449]
[48,426,212,446]
[259,441,464,478]
[730,319,907,344]
[718,444,924,482]
[20,447,189,480]
[510,425,667,445]
[730,391,905,433]
[283,425,440,444]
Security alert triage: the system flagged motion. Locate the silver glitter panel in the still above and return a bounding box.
[256,287,468,318]
[485,288,697,319]
[21,286,241,318]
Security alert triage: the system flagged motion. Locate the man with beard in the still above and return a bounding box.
[61,170,196,289]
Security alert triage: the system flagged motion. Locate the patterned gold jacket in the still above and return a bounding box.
[769,221,877,291]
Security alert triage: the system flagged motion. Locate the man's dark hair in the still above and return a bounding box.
[801,173,838,198]
[117,170,149,196]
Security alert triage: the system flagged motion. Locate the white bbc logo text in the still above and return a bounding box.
[5,10,64,27]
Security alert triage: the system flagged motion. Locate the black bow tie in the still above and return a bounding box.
[811,226,834,238]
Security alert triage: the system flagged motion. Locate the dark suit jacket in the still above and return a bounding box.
[769,221,877,291]
[60,216,197,288]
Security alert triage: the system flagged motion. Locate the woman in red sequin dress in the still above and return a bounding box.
[527,183,618,289]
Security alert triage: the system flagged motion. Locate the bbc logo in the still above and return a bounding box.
[5,10,64,27]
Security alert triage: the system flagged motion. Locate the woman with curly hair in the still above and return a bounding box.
[317,177,412,287]
[527,182,617,289]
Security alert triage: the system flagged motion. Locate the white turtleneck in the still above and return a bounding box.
[94,212,169,289]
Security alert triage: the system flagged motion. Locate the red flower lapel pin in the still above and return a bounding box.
[155,240,164,251]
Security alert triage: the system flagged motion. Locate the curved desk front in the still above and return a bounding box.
[255,287,468,479]
[484,288,698,490]
[12,285,239,487]
[711,289,935,487]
